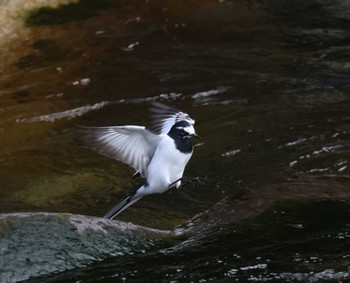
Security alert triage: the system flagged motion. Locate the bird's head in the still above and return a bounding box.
[168,120,200,140]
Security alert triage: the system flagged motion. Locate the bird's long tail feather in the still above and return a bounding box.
[104,190,143,220]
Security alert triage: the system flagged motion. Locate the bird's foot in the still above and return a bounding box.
[178,176,202,189]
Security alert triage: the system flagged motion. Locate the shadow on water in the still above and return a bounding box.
[16,39,69,69]
[23,0,119,26]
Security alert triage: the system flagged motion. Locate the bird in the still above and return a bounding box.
[81,102,200,219]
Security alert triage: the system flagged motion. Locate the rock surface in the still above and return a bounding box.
[0,213,172,283]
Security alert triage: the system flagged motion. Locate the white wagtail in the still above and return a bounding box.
[82,102,199,219]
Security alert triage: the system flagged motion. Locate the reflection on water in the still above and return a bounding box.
[1,0,350,281]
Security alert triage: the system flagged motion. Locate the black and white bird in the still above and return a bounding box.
[82,102,199,219]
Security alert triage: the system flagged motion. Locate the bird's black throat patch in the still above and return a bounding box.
[168,121,194,154]
[173,136,193,154]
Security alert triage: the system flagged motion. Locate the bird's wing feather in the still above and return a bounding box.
[80,125,161,177]
[149,102,195,135]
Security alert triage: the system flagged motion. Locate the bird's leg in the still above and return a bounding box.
[180,176,201,188]
[132,171,141,179]
[169,176,201,189]
[169,178,182,188]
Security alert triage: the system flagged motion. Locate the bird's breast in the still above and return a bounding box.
[145,136,193,193]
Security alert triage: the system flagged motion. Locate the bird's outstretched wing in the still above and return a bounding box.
[149,102,195,135]
[80,125,161,177]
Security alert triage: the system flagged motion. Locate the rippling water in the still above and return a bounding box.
[1,0,350,282]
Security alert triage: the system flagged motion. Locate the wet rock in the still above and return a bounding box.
[0,213,172,283]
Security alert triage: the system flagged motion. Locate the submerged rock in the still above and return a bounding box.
[183,175,350,233]
[0,213,172,283]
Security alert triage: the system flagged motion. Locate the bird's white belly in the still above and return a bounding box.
[145,137,192,194]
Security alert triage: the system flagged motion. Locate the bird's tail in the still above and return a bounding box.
[103,187,143,220]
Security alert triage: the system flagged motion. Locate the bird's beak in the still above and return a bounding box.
[192,133,201,139]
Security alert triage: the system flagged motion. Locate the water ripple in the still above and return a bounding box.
[17,101,109,123]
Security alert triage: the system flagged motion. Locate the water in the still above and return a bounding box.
[1,0,350,281]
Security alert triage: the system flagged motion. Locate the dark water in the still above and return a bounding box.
[1,0,350,281]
